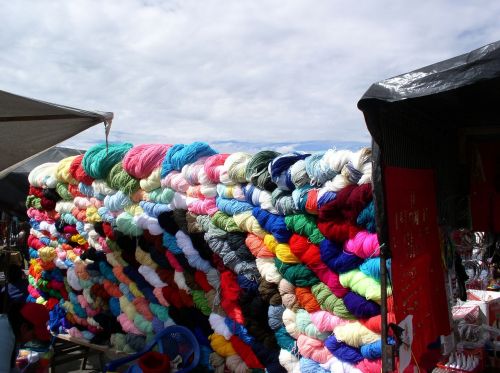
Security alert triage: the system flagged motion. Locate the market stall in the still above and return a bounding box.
[358,40,500,372]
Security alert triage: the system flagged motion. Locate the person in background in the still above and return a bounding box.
[0,302,51,373]
[0,264,29,303]
[16,222,30,269]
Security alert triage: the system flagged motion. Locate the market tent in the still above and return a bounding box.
[0,90,113,178]
[0,147,84,218]
[357,40,500,371]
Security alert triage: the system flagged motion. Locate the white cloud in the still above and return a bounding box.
[1,0,500,151]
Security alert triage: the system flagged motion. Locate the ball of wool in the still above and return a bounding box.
[147,187,175,204]
[356,201,376,233]
[271,188,297,215]
[56,182,74,201]
[258,279,282,305]
[284,214,324,244]
[269,152,310,191]
[311,283,355,319]
[209,313,233,340]
[300,357,331,373]
[305,152,337,187]
[309,310,350,332]
[204,153,230,184]
[359,258,391,281]
[230,335,265,369]
[295,287,321,313]
[216,197,254,216]
[245,150,280,191]
[279,348,300,372]
[268,305,285,330]
[319,239,364,274]
[360,339,384,360]
[296,334,332,364]
[279,278,299,310]
[256,258,283,283]
[265,235,299,264]
[106,162,140,196]
[339,269,391,303]
[116,211,143,236]
[28,162,58,188]
[126,333,147,351]
[295,309,329,340]
[55,156,79,184]
[232,211,266,237]
[122,144,171,179]
[253,208,292,243]
[282,308,299,339]
[342,291,381,319]
[209,333,237,357]
[82,143,133,179]
[356,358,383,373]
[69,154,94,185]
[274,258,318,287]
[224,152,253,183]
[324,335,364,364]
[211,211,242,233]
[333,321,381,348]
[103,191,132,212]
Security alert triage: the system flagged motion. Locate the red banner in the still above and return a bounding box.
[384,167,450,366]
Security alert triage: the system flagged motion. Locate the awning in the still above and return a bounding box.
[0,90,113,178]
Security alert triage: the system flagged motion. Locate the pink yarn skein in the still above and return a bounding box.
[310,310,349,332]
[344,231,380,258]
[297,334,333,363]
[122,144,171,179]
[204,154,230,184]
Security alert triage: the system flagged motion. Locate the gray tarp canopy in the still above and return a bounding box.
[0,89,113,178]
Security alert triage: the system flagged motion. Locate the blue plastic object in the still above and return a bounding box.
[105,325,200,373]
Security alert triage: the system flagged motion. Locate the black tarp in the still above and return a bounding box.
[358,40,500,241]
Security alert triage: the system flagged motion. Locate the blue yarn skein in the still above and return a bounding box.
[242,184,261,206]
[163,232,183,254]
[169,142,217,172]
[269,152,310,191]
[343,291,381,319]
[359,258,392,281]
[317,191,336,208]
[224,318,255,344]
[274,325,296,352]
[300,357,331,373]
[216,197,254,216]
[78,182,94,197]
[357,201,376,233]
[160,144,185,178]
[320,239,364,273]
[292,185,312,211]
[325,335,364,364]
[139,201,171,218]
[361,337,395,360]
[268,305,285,330]
[305,152,337,186]
[253,207,292,243]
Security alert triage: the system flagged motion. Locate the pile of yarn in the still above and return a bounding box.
[25,142,393,372]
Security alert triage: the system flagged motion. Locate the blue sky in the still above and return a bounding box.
[1,0,500,152]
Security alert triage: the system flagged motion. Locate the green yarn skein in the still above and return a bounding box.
[274,258,319,287]
[285,214,325,244]
[82,143,133,179]
[311,282,355,319]
[211,211,242,233]
[106,162,140,196]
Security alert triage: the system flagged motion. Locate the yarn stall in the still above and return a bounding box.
[25,142,392,372]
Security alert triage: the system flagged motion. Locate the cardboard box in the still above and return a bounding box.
[467,290,500,327]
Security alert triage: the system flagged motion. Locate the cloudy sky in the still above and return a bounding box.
[2,1,500,152]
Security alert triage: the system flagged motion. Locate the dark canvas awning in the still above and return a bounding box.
[0,90,113,178]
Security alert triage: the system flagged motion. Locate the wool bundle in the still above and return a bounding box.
[25,142,391,371]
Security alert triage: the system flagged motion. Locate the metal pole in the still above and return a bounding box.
[380,243,394,372]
